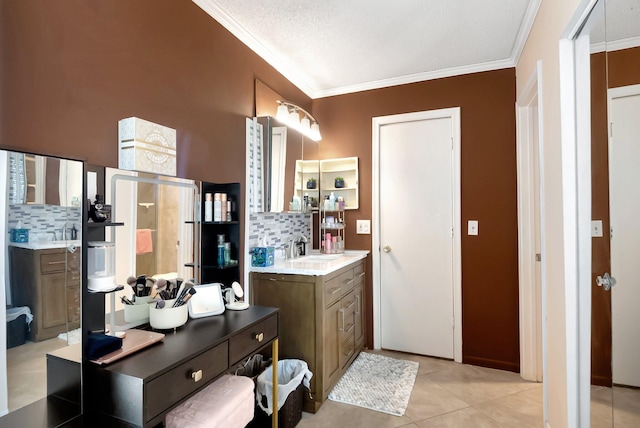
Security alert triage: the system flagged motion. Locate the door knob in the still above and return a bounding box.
[596,272,616,291]
[382,245,391,253]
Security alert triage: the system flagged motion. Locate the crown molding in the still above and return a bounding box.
[510,0,543,66]
[192,0,317,98]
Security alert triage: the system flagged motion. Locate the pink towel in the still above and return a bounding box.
[136,229,153,255]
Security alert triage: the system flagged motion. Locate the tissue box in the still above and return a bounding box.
[251,247,275,267]
[10,229,29,243]
[118,117,177,176]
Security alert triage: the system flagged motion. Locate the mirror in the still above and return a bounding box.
[590,0,640,425]
[8,153,83,207]
[102,168,198,331]
[1,149,83,417]
[252,116,320,213]
[604,0,640,425]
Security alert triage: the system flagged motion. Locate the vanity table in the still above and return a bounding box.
[85,305,279,428]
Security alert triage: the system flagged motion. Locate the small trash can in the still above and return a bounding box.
[6,307,32,348]
[252,359,312,428]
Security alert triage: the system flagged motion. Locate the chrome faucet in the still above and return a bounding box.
[287,234,308,259]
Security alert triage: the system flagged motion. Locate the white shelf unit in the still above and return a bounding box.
[319,208,345,254]
[320,157,359,210]
[294,159,320,209]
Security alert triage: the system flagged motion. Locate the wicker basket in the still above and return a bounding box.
[248,381,304,428]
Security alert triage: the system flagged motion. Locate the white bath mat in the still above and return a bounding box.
[328,352,419,416]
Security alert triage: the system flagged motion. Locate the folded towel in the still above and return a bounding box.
[136,229,153,255]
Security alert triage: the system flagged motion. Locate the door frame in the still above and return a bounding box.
[372,108,462,363]
[516,61,546,383]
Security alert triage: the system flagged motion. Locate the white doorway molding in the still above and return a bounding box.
[516,60,546,384]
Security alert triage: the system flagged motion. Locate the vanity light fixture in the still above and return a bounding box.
[275,100,322,141]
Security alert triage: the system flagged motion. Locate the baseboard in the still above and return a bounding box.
[591,374,612,387]
[463,355,520,373]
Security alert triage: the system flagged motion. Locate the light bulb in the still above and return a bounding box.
[289,109,300,126]
[311,122,322,141]
[301,116,311,132]
[276,104,289,121]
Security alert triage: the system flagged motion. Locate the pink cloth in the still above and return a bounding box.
[136,229,153,255]
[165,374,254,428]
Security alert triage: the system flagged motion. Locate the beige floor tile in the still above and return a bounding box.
[425,364,537,405]
[613,386,640,427]
[474,391,543,428]
[591,385,614,426]
[318,400,412,428]
[415,407,504,428]
[519,383,543,403]
[404,375,469,422]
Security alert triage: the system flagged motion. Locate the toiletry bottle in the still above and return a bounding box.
[226,199,232,221]
[71,224,78,240]
[224,242,231,265]
[329,192,336,210]
[214,193,222,221]
[325,233,332,253]
[338,197,345,211]
[332,236,338,254]
[221,193,227,221]
[217,234,225,266]
[204,193,213,222]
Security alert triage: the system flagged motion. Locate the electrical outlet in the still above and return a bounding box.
[468,220,478,236]
[356,220,371,234]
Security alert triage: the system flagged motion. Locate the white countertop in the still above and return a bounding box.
[250,250,369,276]
[8,240,82,250]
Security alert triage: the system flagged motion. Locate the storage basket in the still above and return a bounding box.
[249,382,304,428]
[9,228,29,243]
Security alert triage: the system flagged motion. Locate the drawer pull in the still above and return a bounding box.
[345,279,354,285]
[346,300,356,310]
[255,332,264,342]
[191,369,203,382]
[356,295,361,315]
[330,287,342,295]
[344,347,355,357]
[346,323,355,333]
[48,260,66,265]
[358,272,365,278]
[339,308,345,331]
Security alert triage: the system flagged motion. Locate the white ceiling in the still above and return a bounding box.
[193,0,639,99]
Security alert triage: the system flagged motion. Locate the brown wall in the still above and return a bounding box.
[590,46,640,386]
[2,1,520,371]
[313,69,520,371]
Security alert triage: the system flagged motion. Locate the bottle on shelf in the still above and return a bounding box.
[204,193,213,222]
[214,193,222,222]
[217,234,225,266]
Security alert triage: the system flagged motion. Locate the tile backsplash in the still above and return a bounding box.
[248,212,312,254]
[8,204,82,240]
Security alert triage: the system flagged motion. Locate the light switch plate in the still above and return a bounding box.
[468,220,479,236]
[356,220,371,234]
[591,220,603,237]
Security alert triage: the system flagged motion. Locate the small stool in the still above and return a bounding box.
[166,374,255,428]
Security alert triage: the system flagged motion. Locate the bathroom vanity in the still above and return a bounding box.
[9,242,81,341]
[250,251,368,412]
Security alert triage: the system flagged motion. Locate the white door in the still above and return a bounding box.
[375,109,461,359]
[609,85,640,388]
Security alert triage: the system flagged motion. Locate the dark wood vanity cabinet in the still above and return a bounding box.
[251,258,366,412]
[9,246,80,341]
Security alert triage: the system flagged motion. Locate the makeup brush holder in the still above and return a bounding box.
[149,299,188,330]
[123,296,153,323]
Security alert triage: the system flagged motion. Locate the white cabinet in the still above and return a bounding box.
[294,160,320,209]
[320,157,359,210]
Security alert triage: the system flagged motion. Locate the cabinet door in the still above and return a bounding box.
[354,283,364,348]
[67,286,80,325]
[41,272,68,329]
[323,301,341,397]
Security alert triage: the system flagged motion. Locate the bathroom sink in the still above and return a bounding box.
[11,240,81,250]
[290,254,345,262]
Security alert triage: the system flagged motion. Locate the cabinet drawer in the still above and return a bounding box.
[40,252,67,273]
[340,290,357,344]
[67,251,80,271]
[324,270,354,307]
[145,341,229,422]
[229,314,278,365]
[340,333,356,369]
[354,263,365,285]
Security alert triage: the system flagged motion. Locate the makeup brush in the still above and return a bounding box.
[173,287,196,307]
[155,299,165,309]
[174,281,194,305]
[153,279,167,298]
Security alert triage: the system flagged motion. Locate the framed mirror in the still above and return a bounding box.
[1,149,83,419]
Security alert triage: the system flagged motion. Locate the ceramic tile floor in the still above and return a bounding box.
[6,336,68,412]
[298,349,640,428]
[296,349,542,428]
